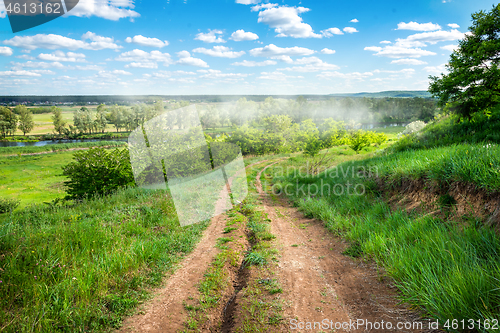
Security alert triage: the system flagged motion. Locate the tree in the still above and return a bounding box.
[95,104,108,133]
[429,4,500,120]
[0,107,17,138]
[51,107,66,134]
[16,105,34,136]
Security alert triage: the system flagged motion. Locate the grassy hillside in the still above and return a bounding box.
[393,107,500,152]
[0,187,207,332]
[268,113,500,331]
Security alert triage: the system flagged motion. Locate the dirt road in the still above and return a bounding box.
[118,160,432,332]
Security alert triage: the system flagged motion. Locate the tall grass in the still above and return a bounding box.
[0,187,207,332]
[271,150,500,331]
[392,107,500,152]
[368,143,500,192]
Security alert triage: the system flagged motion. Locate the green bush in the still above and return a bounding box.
[0,197,20,213]
[62,147,135,199]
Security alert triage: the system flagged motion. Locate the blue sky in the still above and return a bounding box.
[0,0,496,95]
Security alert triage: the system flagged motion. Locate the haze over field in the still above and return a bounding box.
[0,0,494,95]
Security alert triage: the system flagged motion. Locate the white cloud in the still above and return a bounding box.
[231,60,277,67]
[0,47,13,56]
[11,61,66,69]
[251,3,277,11]
[76,65,104,71]
[97,70,132,79]
[390,58,428,65]
[317,71,373,80]
[397,22,442,31]
[193,46,245,58]
[321,28,343,37]
[279,56,339,72]
[125,35,169,48]
[250,44,315,57]
[16,55,35,60]
[65,0,140,21]
[125,62,158,69]
[448,23,460,29]
[195,30,226,43]
[258,71,303,81]
[270,55,293,63]
[373,68,415,76]
[0,70,43,77]
[364,45,436,58]
[37,51,86,62]
[440,44,458,52]
[256,5,322,38]
[343,27,358,33]
[198,69,249,80]
[115,49,172,67]
[380,40,392,44]
[350,19,359,23]
[320,48,336,54]
[398,29,465,46]
[176,51,209,67]
[235,0,260,4]
[3,33,121,51]
[424,64,447,75]
[229,30,259,41]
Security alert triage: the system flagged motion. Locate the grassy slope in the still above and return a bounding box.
[270,113,500,331]
[0,187,208,332]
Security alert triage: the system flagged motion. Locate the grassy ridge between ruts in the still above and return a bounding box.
[270,146,500,332]
[0,188,208,332]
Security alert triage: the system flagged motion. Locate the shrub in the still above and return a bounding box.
[349,130,372,154]
[0,197,20,213]
[62,148,135,199]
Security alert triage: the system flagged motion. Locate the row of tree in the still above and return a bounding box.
[0,105,35,137]
[218,114,387,156]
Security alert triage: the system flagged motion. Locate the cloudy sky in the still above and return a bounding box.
[0,0,495,95]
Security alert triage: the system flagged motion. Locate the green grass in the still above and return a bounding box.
[0,153,71,208]
[392,107,500,152]
[0,141,127,157]
[271,148,500,332]
[367,143,500,193]
[0,187,208,332]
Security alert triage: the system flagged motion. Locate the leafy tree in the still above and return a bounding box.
[62,148,135,199]
[51,107,66,135]
[107,105,124,132]
[429,4,500,120]
[349,130,372,154]
[95,104,108,133]
[303,136,323,157]
[0,106,17,138]
[16,105,34,136]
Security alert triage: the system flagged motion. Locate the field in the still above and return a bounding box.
[1,109,500,332]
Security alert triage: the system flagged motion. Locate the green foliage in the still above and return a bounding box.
[274,151,500,328]
[391,107,500,151]
[15,105,34,136]
[51,106,66,135]
[303,136,323,157]
[0,187,207,332]
[0,197,20,213]
[429,4,500,120]
[0,106,17,138]
[62,148,135,199]
[348,130,372,153]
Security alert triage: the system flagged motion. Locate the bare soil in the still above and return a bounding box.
[119,160,438,332]
[256,162,433,332]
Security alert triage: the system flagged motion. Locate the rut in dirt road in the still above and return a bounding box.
[255,161,433,333]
